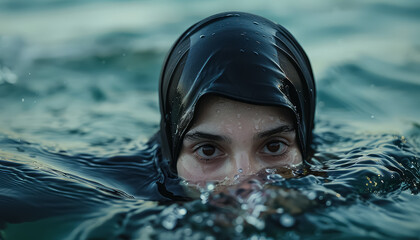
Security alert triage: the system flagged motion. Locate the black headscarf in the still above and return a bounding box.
[159,12,315,172]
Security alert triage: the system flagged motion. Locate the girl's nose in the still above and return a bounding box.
[233,152,260,177]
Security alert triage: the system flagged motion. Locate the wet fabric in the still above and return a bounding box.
[158,12,316,171]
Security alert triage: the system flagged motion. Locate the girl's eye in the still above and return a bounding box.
[196,144,222,159]
[261,141,286,155]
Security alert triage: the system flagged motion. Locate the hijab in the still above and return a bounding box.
[158,12,316,172]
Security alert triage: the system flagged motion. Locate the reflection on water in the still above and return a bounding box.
[0,0,419,239]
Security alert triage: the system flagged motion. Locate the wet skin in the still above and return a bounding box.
[177,95,302,183]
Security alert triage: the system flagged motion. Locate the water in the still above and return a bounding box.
[1,0,419,239]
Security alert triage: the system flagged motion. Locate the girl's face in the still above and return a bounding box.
[177,95,302,183]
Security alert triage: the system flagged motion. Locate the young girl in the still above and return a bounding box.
[158,12,315,184]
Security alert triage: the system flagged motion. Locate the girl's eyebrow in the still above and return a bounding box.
[184,131,231,143]
[256,125,295,139]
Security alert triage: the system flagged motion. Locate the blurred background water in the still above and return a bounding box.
[0,0,419,239]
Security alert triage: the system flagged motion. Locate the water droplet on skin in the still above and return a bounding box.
[280,214,295,227]
[234,174,240,181]
[200,35,205,38]
[267,173,283,182]
[200,192,209,204]
[206,182,215,191]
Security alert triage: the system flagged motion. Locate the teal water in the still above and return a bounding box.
[0,0,419,239]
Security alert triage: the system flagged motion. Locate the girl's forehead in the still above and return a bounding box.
[192,95,294,126]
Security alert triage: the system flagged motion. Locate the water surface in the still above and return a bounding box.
[0,0,419,239]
